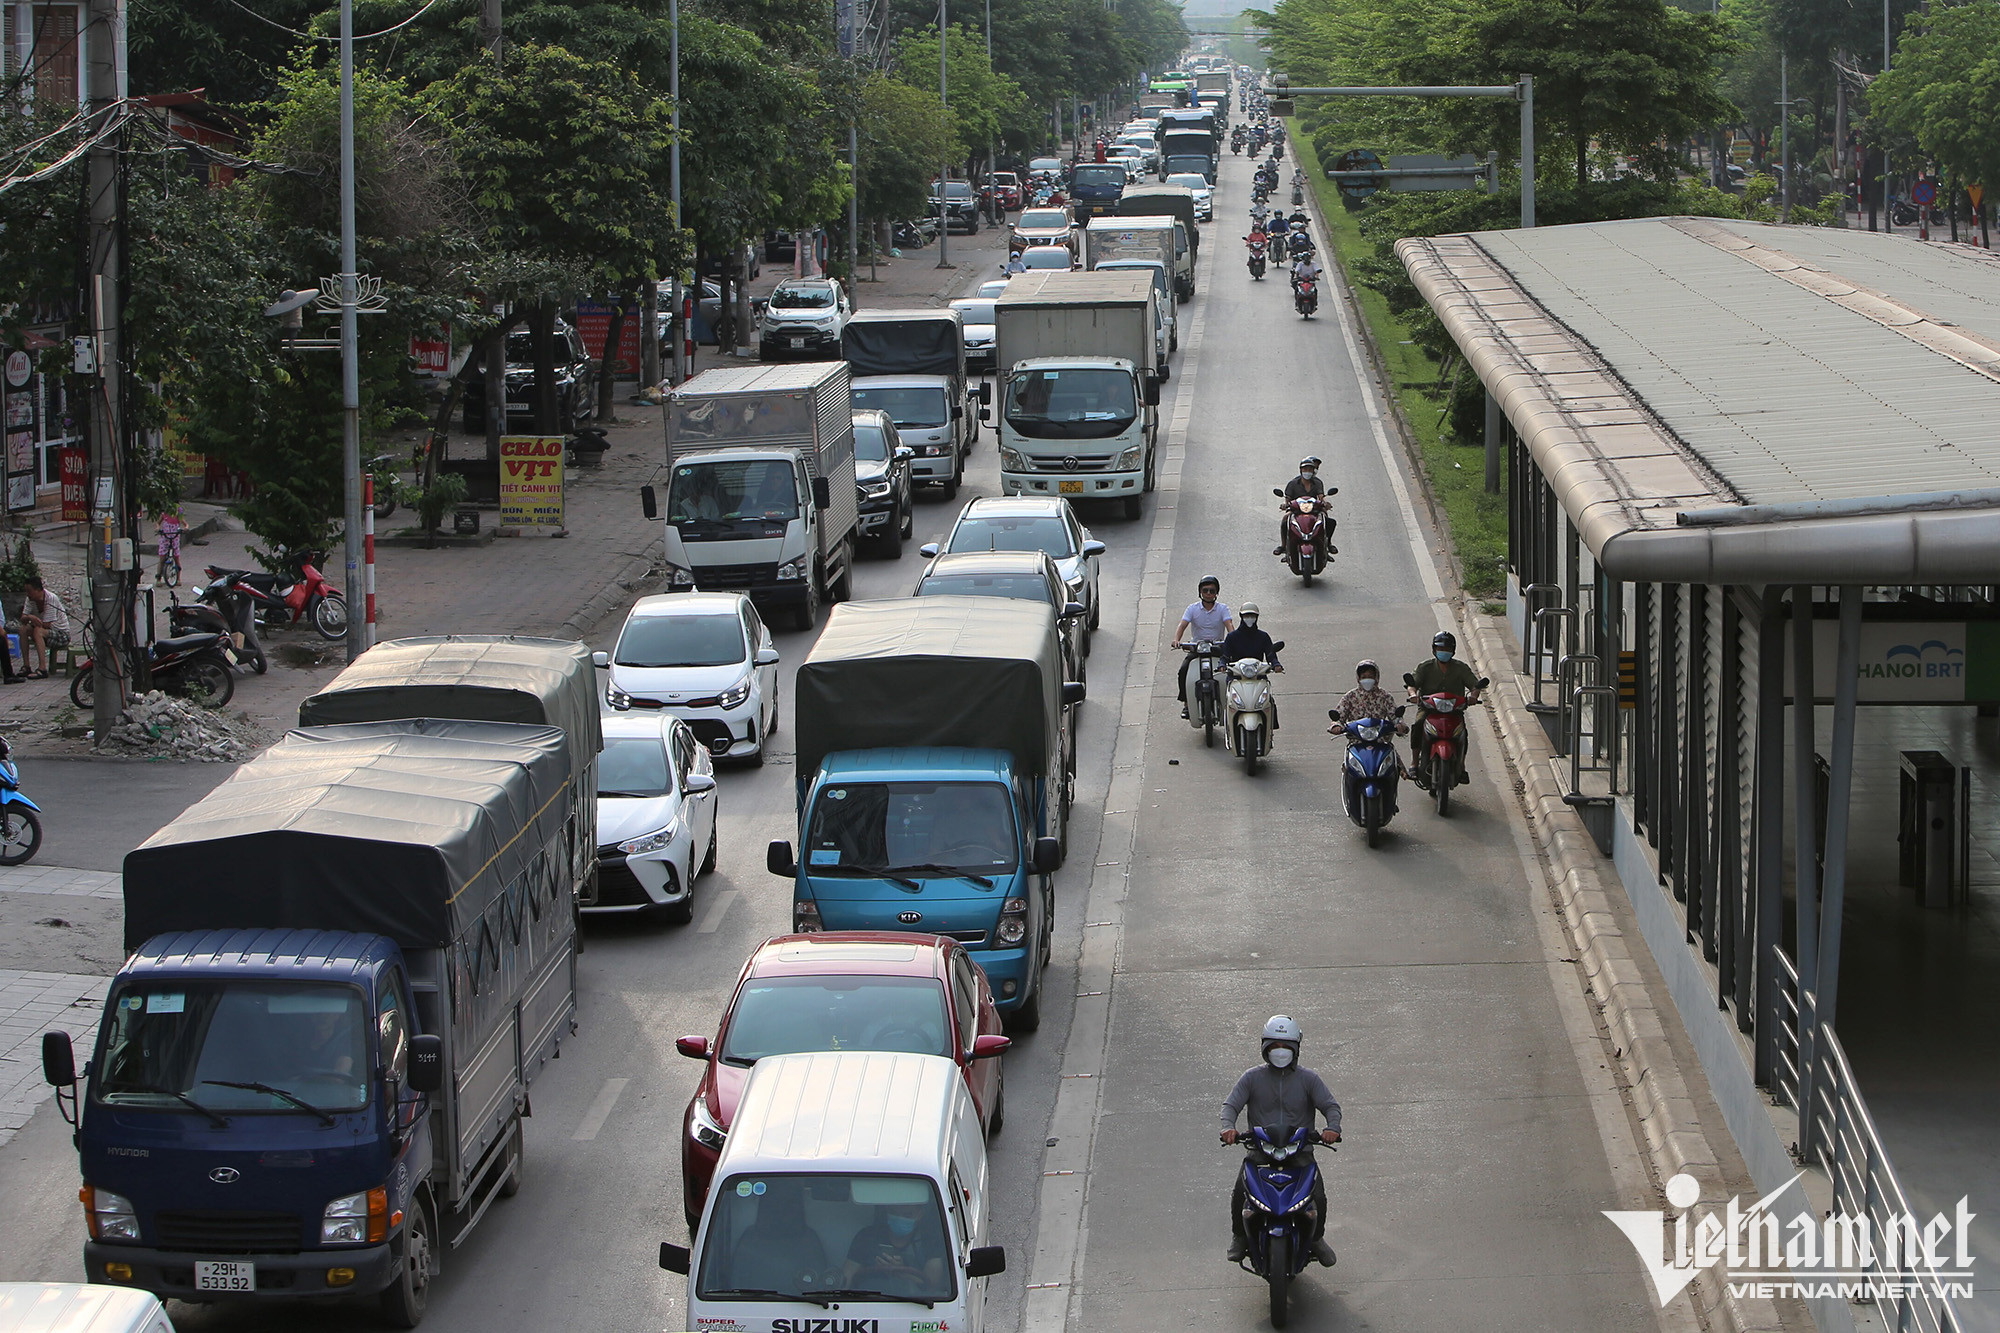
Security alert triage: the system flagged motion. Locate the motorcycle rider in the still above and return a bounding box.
[1407,630,1483,786]
[1221,602,1282,731]
[1286,221,1315,262]
[1174,575,1235,719]
[1328,660,1407,735]
[1275,456,1335,557]
[1220,1015,1341,1266]
[1289,250,1322,294]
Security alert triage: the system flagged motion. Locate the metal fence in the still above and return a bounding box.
[1772,949,1965,1333]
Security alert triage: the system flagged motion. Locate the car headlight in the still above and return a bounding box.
[776,558,805,581]
[862,480,892,499]
[321,1187,387,1246]
[716,677,752,710]
[619,820,681,856]
[664,562,694,589]
[606,681,632,710]
[793,899,821,932]
[998,444,1025,470]
[83,1185,139,1242]
[995,896,1029,945]
[1114,446,1143,471]
[690,1097,728,1152]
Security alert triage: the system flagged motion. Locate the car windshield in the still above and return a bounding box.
[697,1173,956,1304]
[666,459,798,538]
[947,515,1074,559]
[616,611,746,668]
[771,284,835,309]
[1072,166,1126,189]
[1021,250,1071,270]
[95,982,369,1115]
[952,301,996,326]
[805,781,1017,876]
[853,422,889,463]
[1003,368,1139,440]
[852,386,948,429]
[940,182,973,199]
[916,573,1056,605]
[720,975,949,1065]
[1018,209,1068,229]
[1167,175,1208,191]
[598,734,673,799]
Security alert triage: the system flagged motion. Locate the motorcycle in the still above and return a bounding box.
[1231,1127,1327,1328]
[208,557,347,641]
[1246,236,1267,280]
[1291,183,1305,206]
[367,452,401,520]
[174,573,269,674]
[1293,274,1319,318]
[1274,487,1336,584]
[1231,134,1245,156]
[70,629,238,710]
[1404,674,1491,815]
[1337,709,1404,847]
[1178,640,1227,746]
[0,735,42,865]
[1252,183,1270,206]
[1225,652,1282,775]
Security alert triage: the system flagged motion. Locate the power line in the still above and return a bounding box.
[219,0,446,45]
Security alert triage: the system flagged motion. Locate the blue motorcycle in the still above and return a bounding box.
[1336,708,1405,847]
[0,736,43,864]
[1235,1127,1325,1326]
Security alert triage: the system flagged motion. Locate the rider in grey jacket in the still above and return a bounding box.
[1220,1014,1341,1265]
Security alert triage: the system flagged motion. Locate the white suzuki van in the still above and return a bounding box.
[662,1051,1005,1333]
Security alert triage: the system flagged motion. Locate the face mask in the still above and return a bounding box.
[886,1213,917,1238]
[1358,677,1377,691]
[1242,617,1258,630]
[1266,1046,1295,1069]
[1436,650,1454,663]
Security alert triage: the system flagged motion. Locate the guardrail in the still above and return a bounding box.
[1772,949,1965,1333]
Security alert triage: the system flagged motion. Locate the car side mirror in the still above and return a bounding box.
[919,543,940,559]
[976,381,991,405]
[41,1030,74,1086]
[812,476,831,511]
[659,1242,691,1274]
[1033,836,1061,874]
[1062,601,1086,620]
[952,402,964,418]
[407,1034,443,1094]
[1061,682,1086,707]
[966,1246,1007,1279]
[592,651,609,669]
[682,772,717,797]
[640,485,658,520]
[1081,540,1106,558]
[767,840,797,878]
[675,1035,710,1060]
[893,447,914,462]
[755,646,780,666]
[969,1034,1013,1062]
[979,407,991,423]
[1142,378,1161,407]
[1402,672,1417,687]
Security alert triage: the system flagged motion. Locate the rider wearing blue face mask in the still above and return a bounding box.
[1406,630,1482,774]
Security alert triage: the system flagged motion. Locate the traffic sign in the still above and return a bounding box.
[1911,178,1937,206]
[1970,184,1985,211]
[1332,149,1385,202]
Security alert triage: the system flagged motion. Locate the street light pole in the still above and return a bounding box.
[937,0,952,269]
[1779,53,1791,224]
[339,0,365,660]
[669,0,685,386]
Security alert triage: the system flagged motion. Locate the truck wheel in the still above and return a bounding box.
[792,575,820,632]
[1122,494,1143,521]
[378,1191,435,1328]
[1004,978,1042,1034]
[499,1119,524,1199]
[942,461,961,500]
[831,552,854,602]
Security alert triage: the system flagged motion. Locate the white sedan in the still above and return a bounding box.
[592,712,719,922]
[596,591,781,763]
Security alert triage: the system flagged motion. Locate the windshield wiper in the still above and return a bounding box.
[806,864,922,892]
[880,864,997,888]
[801,1289,939,1309]
[598,791,669,800]
[203,1080,337,1126]
[107,1083,230,1128]
[705,1290,832,1308]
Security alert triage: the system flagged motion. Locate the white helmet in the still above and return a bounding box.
[1261,1014,1301,1044]
[1239,601,1260,619]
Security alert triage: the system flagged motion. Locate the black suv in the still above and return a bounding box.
[463,321,599,432]
[929,180,982,234]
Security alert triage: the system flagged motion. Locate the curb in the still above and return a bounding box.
[1461,608,1789,1333]
[557,540,662,644]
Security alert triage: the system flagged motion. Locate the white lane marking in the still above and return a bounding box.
[695,888,739,935]
[571,1077,630,1142]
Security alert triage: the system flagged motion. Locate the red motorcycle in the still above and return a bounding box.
[1274,487,1336,586]
[1293,274,1319,318]
[206,557,347,642]
[1246,234,1268,280]
[1405,677,1489,816]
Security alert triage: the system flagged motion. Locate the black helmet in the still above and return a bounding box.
[1432,630,1457,653]
[1298,456,1321,471]
[1198,574,1221,593]
[1355,659,1378,678]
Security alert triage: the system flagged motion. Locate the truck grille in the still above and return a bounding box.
[943,929,989,944]
[155,1210,302,1253]
[693,563,776,590]
[1027,456,1114,473]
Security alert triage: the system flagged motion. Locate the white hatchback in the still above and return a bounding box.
[592,712,719,921]
[1165,172,1214,221]
[597,591,781,763]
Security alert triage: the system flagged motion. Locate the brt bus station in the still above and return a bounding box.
[1401,217,2000,1333]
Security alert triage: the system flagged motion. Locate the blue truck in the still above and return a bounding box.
[1069,162,1131,223]
[41,719,581,1327]
[767,596,1081,1032]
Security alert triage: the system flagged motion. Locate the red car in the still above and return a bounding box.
[676,932,1011,1230]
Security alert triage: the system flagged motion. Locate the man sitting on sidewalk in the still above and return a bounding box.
[20,577,70,679]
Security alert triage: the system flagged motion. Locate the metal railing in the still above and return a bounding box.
[1551,652,1600,755]
[1568,684,1618,797]
[1529,604,1575,710]
[1771,950,1965,1333]
[1520,582,1563,674]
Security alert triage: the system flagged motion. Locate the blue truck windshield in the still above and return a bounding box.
[1071,166,1127,192]
[806,781,1017,877]
[95,981,370,1116]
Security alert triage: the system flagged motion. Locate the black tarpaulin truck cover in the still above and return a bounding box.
[795,596,1062,778]
[123,720,573,952]
[841,312,965,381]
[296,635,602,760]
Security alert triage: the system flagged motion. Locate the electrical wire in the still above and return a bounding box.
[218,0,447,45]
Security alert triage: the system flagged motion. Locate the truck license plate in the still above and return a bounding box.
[195,1261,255,1292]
[1059,480,1084,494]
[790,337,805,349]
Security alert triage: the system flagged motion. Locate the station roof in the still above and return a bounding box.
[1398,217,2000,583]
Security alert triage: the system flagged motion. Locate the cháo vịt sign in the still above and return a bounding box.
[498,436,566,529]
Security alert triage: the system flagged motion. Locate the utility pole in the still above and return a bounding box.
[339,0,365,661]
[937,0,951,269]
[84,0,126,736]
[1778,54,1792,225]
[669,0,685,385]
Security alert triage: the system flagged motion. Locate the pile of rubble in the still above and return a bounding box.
[98,691,262,762]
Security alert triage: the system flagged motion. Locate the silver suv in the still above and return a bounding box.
[758,279,851,361]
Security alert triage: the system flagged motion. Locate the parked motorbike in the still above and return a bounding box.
[1294,275,1319,318]
[175,573,268,674]
[1179,640,1228,746]
[1337,709,1404,847]
[0,735,42,866]
[1274,488,1336,584]
[207,558,347,641]
[1231,1127,1327,1328]
[367,452,401,520]
[1404,674,1490,815]
[70,630,237,710]
[1890,199,1920,227]
[1246,236,1267,280]
[1226,652,1282,774]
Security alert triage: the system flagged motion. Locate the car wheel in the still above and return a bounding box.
[879,507,904,559]
[747,727,766,768]
[900,498,914,539]
[656,865,695,925]
[987,1063,1005,1139]
[700,821,717,877]
[1088,590,1101,630]
[1004,976,1041,1034]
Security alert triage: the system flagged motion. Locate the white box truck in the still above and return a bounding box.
[1083,218,1182,353]
[983,270,1161,520]
[644,362,859,631]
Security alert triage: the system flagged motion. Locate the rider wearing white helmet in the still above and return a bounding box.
[1219,1015,1342,1265]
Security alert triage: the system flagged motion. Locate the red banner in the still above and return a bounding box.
[59,446,86,522]
[410,329,450,376]
[575,301,642,376]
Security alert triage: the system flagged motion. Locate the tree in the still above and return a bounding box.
[858,73,957,221]
[893,25,1029,161]
[1869,1,2000,189]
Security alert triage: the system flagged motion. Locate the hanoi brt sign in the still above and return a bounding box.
[498,436,566,530]
[1784,620,2000,704]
